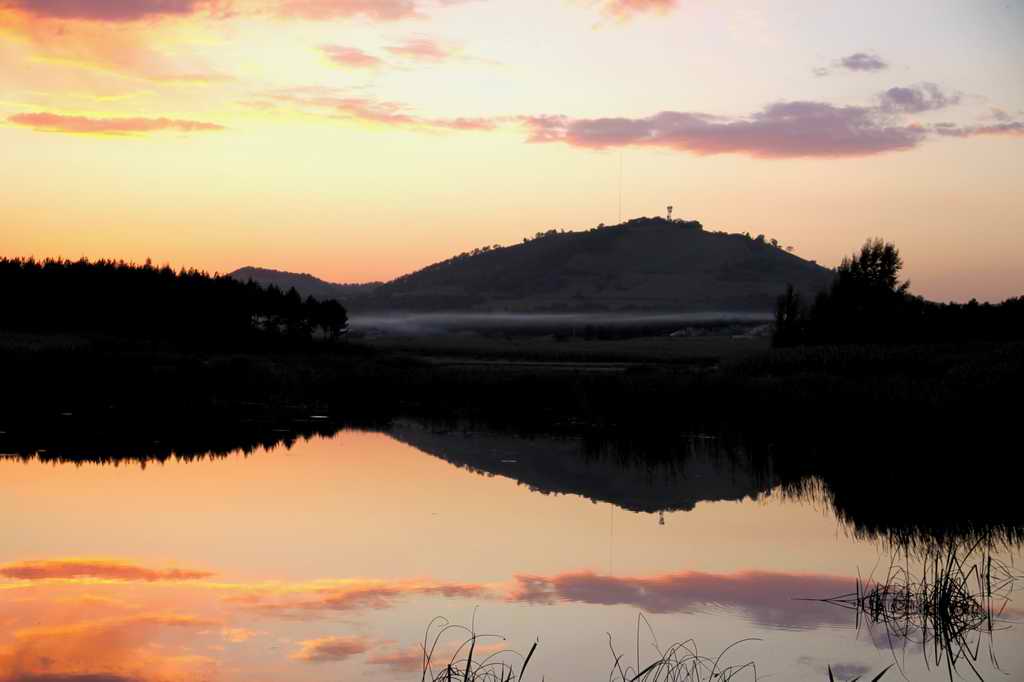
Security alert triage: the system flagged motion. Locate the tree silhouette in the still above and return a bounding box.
[773,239,1022,347]
[0,257,347,349]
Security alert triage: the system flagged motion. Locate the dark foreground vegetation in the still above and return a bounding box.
[413,615,889,682]
[811,541,1020,681]
[773,239,1023,346]
[2,243,1023,547]
[0,257,348,347]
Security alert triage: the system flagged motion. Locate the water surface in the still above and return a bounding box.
[1,423,1019,681]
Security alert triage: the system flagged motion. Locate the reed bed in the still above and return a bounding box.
[418,614,895,681]
[811,541,1021,680]
[419,617,537,682]
[606,626,759,682]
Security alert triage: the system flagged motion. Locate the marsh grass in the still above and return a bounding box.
[607,615,759,682]
[420,614,896,681]
[419,617,538,682]
[810,541,1021,680]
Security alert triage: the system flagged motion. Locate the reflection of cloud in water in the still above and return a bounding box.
[228,578,493,618]
[0,557,880,679]
[290,635,373,662]
[366,641,507,674]
[0,613,218,682]
[798,656,871,679]
[507,570,853,629]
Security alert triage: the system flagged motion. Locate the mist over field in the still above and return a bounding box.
[349,311,773,336]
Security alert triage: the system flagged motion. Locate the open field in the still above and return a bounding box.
[359,333,771,368]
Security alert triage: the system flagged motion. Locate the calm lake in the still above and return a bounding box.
[1,421,1020,681]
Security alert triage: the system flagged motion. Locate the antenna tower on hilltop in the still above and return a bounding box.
[667,206,673,222]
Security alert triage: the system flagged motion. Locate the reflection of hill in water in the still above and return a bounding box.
[5,413,1020,548]
[388,420,775,513]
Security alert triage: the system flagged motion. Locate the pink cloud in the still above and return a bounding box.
[877,83,960,114]
[319,44,382,68]
[7,112,225,135]
[0,613,219,682]
[0,558,214,582]
[262,88,498,132]
[290,636,373,662]
[384,37,453,62]
[365,645,425,673]
[520,84,1022,158]
[367,640,507,674]
[597,0,678,20]
[521,101,928,158]
[275,0,418,21]
[230,577,492,618]
[932,121,1024,138]
[0,0,216,22]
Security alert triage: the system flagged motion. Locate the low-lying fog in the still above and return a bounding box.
[350,312,772,336]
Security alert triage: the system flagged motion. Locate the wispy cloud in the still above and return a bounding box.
[0,558,215,582]
[256,87,498,132]
[319,44,382,68]
[591,0,679,21]
[814,52,888,77]
[7,111,225,134]
[0,8,232,82]
[274,0,419,21]
[384,37,457,62]
[366,640,507,673]
[365,645,427,673]
[0,613,219,682]
[228,576,492,617]
[290,635,373,662]
[932,121,1024,138]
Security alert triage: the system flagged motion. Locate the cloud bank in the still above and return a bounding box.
[520,83,989,158]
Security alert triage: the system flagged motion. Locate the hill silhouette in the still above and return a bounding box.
[230,266,381,301]
[235,218,835,313]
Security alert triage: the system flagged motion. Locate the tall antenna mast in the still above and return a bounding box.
[667,205,673,222]
[618,151,623,224]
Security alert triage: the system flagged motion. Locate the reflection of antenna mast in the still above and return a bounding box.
[609,505,614,576]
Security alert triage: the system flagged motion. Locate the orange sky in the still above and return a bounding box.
[2,0,1022,301]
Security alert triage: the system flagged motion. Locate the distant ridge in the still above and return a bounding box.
[229,266,381,301]
[233,217,835,313]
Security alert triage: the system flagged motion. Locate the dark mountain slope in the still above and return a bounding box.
[229,266,381,301]
[358,217,834,312]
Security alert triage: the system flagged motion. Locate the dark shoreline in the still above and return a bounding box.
[2,331,1021,547]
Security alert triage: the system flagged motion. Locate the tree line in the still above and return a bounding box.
[774,239,1024,347]
[0,257,348,347]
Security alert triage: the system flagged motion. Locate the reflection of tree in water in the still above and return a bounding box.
[810,540,1022,681]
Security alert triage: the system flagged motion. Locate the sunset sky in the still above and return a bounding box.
[2,0,1022,301]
